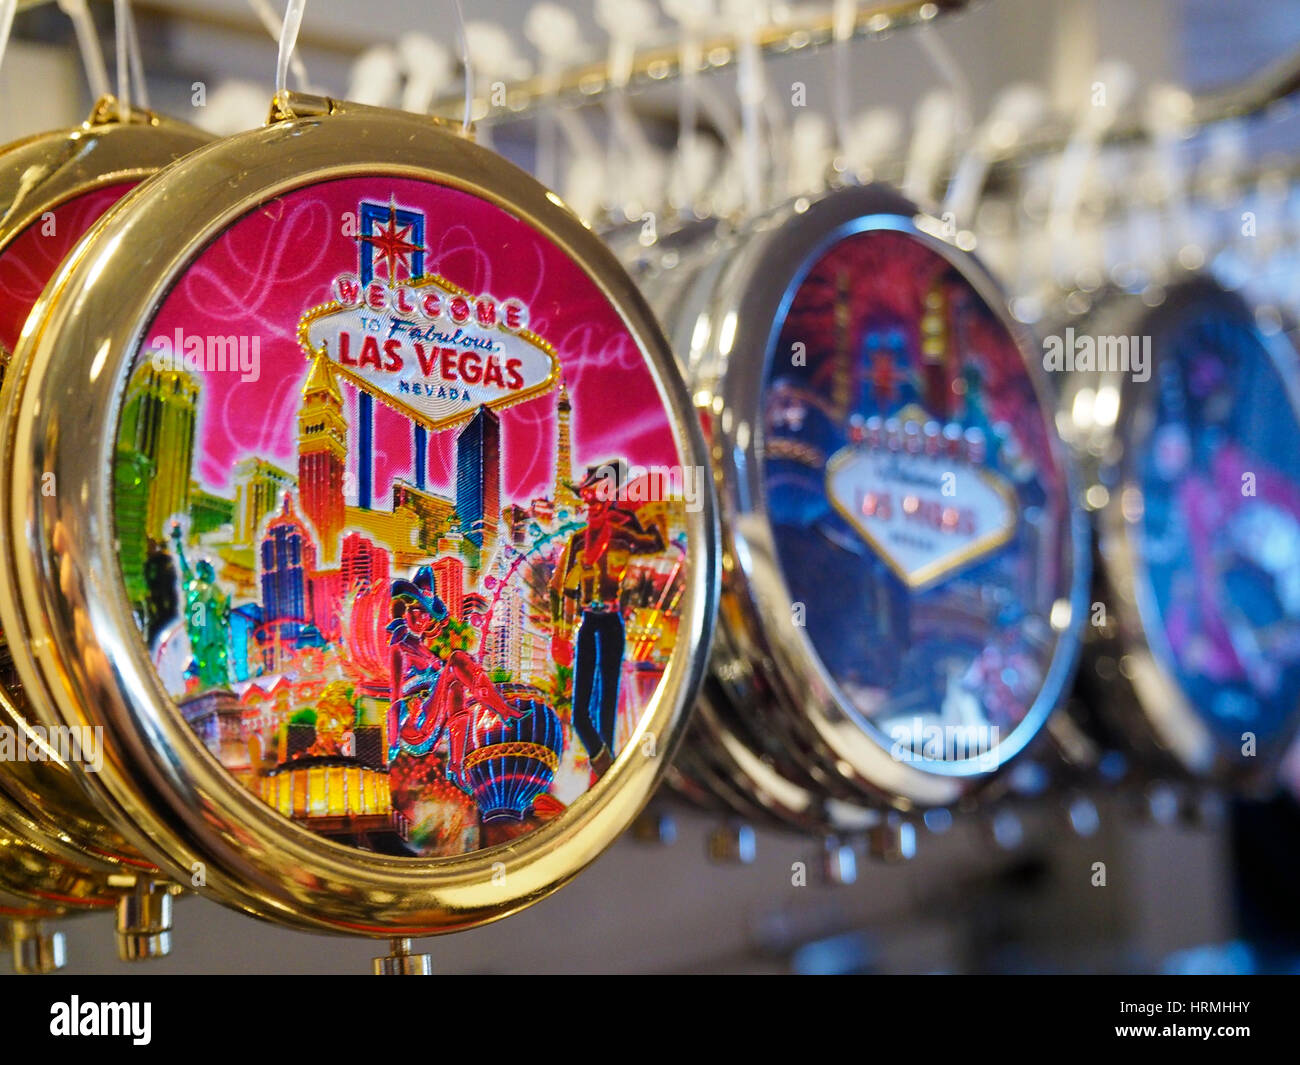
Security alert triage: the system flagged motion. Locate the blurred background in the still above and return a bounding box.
[6,1,1300,162]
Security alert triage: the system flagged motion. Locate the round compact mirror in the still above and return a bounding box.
[641,183,1090,820]
[1061,276,1300,789]
[0,99,211,958]
[0,94,717,938]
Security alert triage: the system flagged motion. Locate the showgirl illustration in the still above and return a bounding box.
[551,460,667,778]
[1138,306,1300,743]
[387,565,525,782]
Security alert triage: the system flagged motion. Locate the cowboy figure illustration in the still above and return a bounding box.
[551,460,666,779]
[387,565,523,785]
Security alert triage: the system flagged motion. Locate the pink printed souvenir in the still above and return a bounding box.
[0,96,716,941]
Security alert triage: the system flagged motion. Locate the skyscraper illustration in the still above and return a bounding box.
[554,377,579,510]
[234,458,295,546]
[486,580,548,684]
[118,362,199,540]
[432,555,466,621]
[455,405,500,568]
[114,447,155,609]
[260,493,316,666]
[340,532,389,595]
[297,354,348,561]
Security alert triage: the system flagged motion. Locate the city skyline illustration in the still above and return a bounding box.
[110,176,690,856]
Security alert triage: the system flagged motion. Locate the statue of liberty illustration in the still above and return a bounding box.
[170,521,232,689]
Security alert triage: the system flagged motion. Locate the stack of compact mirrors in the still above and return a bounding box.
[0,94,213,972]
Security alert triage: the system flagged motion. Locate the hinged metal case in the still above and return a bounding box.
[637,183,1091,823]
[0,98,212,907]
[1057,272,1300,791]
[0,92,718,936]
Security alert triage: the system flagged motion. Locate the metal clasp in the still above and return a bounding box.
[267,91,472,140]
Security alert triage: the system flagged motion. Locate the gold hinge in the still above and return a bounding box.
[267,91,472,140]
[84,95,165,130]
[267,91,340,122]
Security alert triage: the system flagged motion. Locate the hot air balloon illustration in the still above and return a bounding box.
[463,683,564,822]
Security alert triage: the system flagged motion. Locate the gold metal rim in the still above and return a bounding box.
[0,96,718,935]
[0,795,121,913]
[0,98,211,259]
[0,100,213,878]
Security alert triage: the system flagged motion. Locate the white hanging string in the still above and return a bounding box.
[55,0,111,101]
[676,22,699,163]
[124,0,149,108]
[594,0,661,219]
[113,0,131,118]
[249,0,310,92]
[662,0,709,163]
[915,22,973,153]
[524,3,585,191]
[274,0,307,105]
[273,0,472,132]
[737,35,761,214]
[830,0,856,168]
[1047,60,1135,284]
[726,0,766,217]
[902,89,954,205]
[0,0,16,78]
[943,83,1046,226]
[450,0,473,132]
[901,22,973,207]
[662,0,714,215]
[111,0,149,114]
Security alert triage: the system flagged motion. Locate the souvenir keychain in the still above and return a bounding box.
[0,0,716,968]
[0,0,213,963]
[636,13,1090,848]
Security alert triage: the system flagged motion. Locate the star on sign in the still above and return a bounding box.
[359,201,423,282]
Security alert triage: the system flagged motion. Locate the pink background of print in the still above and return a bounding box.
[0,182,135,352]
[140,176,682,502]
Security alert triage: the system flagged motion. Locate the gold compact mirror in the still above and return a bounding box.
[0,97,212,960]
[0,92,718,942]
